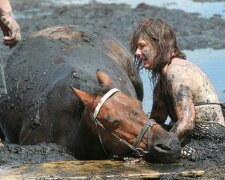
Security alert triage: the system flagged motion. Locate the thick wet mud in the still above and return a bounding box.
[0,143,75,168]
[1,0,225,179]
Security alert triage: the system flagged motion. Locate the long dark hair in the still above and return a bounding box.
[130,18,186,85]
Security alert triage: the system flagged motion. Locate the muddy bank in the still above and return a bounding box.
[1,0,224,65]
[0,0,225,179]
[10,0,225,50]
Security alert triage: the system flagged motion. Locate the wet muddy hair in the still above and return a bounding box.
[130,18,186,85]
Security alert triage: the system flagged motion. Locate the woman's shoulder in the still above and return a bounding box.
[170,57,193,66]
[166,58,197,82]
[167,58,196,73]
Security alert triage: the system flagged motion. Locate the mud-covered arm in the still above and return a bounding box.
[0,0,21,47]
[168,75,195,141]
[150,82,168,124]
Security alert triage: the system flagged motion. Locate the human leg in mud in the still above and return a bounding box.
[0,0,21,146]
[130,17,225,160]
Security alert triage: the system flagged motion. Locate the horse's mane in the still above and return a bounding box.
[102,35,144,101]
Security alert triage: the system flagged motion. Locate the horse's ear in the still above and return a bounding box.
[96,70,112,88]
[70,85,94,106]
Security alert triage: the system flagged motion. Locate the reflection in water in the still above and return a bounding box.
[141,48,225,113]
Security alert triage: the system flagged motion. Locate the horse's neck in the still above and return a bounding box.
[103,38,143,101]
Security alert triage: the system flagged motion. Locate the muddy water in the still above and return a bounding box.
[0,160,205,179]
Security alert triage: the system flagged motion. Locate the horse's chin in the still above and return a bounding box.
[144,138,182,163]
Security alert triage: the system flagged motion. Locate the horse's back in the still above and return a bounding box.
[7,25,136,97]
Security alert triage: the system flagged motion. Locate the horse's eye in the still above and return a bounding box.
[112,120,120,128]
[132,110,139,116]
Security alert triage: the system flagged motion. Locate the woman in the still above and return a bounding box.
[130,18,224,142]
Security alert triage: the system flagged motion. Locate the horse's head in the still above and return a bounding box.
[70,70,181,163]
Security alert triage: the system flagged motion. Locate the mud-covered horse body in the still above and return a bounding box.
[1,26,135,142]
[0,26,181,162]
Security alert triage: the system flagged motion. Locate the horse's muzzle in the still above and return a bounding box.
[144,137,182,163]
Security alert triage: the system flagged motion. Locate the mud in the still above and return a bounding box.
[1,0,225,179]
[0,143,75,168]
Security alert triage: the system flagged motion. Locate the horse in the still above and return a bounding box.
[0,25,181,163]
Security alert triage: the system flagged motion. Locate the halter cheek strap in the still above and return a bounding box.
[93,88,120,119]
[91,88,156,158]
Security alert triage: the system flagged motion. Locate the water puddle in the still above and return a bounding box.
[141,48,225,113]
[0,160,204,179]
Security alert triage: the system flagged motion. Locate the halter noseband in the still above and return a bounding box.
[91,88,156,158]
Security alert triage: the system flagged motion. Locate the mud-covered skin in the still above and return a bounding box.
[0,25,143,159]
[151,58,224,134]
[150,58,225,159]
[181,102,225,160]
[167,58,224,125]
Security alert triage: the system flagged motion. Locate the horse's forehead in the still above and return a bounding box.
[110,93,141,109]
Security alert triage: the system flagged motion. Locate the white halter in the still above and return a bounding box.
[91,87,155,157]
[93,88,120,119]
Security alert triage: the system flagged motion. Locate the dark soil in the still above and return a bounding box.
[0,143,75,168]
[1,0,225,179]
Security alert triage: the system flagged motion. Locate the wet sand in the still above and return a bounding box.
[1,0,225,179]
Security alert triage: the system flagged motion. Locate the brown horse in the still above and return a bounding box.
[70,70,181,162]
[0,25,181,163]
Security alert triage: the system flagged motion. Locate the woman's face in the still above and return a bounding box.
[135,36,156,70]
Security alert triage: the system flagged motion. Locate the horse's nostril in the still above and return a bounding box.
[145,138,181,163]
[169,138,181,149]
[156,144,171,151]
